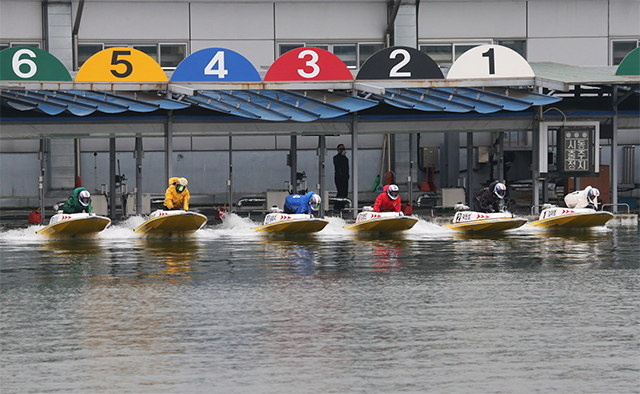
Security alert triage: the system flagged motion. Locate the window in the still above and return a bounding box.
[419,41,490,66]
[78,42,186,69]
[612,40,639,66]
[0,42,41,51]
[278,42,384,69]
[358,43,385,67]
[160,44,186,68]
[496,39,526,58]
[420,39,525,66]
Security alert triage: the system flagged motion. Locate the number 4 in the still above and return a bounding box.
[204,51,229,78]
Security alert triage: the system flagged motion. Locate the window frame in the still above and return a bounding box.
[77,42,187,70]
[611,39,639,66]
[419,39,526,67]
[278,41,384,70]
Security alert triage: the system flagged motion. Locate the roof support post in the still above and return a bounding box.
[612,86,619,213]
[290,135,298,194]
[135,136,143,215]
[351,115,359,219]
[39,139,46,224]
[497,132,505,183]
[466,132,474,207]
[228,136,233,211]
[318,135,326,217]
[109,137,116,220]
[165,111,174,181]
[74,139,81,187]
[532,108,542,214]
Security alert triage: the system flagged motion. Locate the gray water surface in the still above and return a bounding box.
[1,215,638,393]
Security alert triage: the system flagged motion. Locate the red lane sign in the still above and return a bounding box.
[264,47,353,82]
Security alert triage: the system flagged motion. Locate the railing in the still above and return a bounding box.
[602,203,630,214]
[530,203,557,215]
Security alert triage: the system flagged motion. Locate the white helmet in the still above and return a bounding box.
[387,184,399,200]
[79,190,91,206]
[176,177,188,193]
[493,182,507,199]
[587,187,600,205]
[309,194,321,210]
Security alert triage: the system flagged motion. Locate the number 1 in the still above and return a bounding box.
[482,48,495,75]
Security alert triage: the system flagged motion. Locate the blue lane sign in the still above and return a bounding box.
[170,48,261,82]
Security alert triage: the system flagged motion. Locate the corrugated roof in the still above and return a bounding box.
[531,62,640,90]
[178,90,377,122]
[372,87,560,114]
[1,88,377,121]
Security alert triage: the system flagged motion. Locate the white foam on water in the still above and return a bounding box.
[0,226,44,243]
[196,213,261,240]
[90,216,146,240]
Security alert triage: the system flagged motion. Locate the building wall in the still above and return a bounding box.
[1,0,638,205]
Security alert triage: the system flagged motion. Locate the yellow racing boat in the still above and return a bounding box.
[344,207,418,233]
[134,209,207,235]
[443,211,526,233]
[37,212,111,237]
[528,206,613,229]
[254,211,329,234]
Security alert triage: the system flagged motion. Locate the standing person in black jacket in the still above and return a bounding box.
[333,144,349,211]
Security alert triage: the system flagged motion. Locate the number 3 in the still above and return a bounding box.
[297,49,320,79]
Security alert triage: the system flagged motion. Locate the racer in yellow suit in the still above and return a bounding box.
[163,177,190,211]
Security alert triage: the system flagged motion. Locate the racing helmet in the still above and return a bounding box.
[587,187,600,205]
[176,177,188,193]
[309,194,321,211]
[387,184,399,200]
[493,182,507,199]
[79,190,91,206]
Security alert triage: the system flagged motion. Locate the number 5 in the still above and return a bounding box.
[110,50,133,78]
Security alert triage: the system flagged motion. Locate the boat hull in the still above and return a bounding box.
[134,210,207,234]
[444,211,526,233]
[37,213,111,236]
[254,213,329,234]
[345,211,418,233]
[529,208,613,229]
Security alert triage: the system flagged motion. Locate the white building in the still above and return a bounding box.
[1,0,639,215]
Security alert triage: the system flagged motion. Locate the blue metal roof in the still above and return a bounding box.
[375,87,561,114]
[1,86,559,120]
[179,90,378,122]
[1,89,190,116]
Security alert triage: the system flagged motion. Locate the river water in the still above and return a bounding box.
[1,215,638,393]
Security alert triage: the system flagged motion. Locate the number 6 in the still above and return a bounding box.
[12,49,37,79]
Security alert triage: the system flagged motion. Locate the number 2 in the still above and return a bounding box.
[389,49,411,78]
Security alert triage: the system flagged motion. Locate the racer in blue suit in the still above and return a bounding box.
[283,191,321,214]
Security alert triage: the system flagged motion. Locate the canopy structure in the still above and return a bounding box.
[1,45,639,218]
[369,87,561,114]
[0,86,559,121]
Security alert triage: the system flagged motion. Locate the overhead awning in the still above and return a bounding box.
[176,89,378,122]
[1,88,377,121]
[1,89,189,116]
[367,87,561,114]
